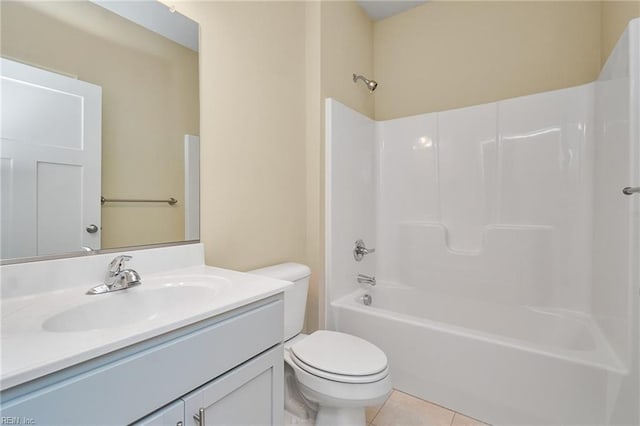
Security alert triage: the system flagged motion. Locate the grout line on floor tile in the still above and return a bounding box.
[394,389,456,414]
[369,388,394,425]
[390,389,490,426]
[454,411,491,426]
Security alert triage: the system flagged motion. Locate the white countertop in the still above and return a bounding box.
[0,265,291,391]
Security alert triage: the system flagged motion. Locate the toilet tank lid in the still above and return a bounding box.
[248,262,311,281]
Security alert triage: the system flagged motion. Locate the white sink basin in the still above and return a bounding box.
[42,276,230,333]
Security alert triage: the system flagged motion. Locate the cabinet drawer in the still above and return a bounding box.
[1,298,283,426]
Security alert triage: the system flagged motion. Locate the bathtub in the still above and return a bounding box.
[331,286,626,425]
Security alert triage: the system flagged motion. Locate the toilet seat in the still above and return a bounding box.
[289,331,388,384]
[284,349,392,409]
[290,351,389,384]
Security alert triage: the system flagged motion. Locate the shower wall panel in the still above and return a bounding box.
[498,87,595,310]
[325,99,376,327]
[438,103,497,252]
[376,113,438,282]
[592,19,639,424]
[593,18,635,366]
[377,84,596,310]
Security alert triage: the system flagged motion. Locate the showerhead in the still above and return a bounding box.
[353,73,378,92]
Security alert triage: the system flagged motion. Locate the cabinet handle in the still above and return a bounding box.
[193,408,206,426]
[176,422,183,426]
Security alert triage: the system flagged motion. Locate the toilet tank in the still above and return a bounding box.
[248,263,310,341]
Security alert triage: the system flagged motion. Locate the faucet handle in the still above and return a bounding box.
[354,239,375,261]
[108,255,132,274]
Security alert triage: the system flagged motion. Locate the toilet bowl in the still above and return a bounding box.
[286,331,391,425]
[249,263,391,426]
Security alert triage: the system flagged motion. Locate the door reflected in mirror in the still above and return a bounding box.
[0,0,200,262]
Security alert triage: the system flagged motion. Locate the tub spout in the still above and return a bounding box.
[357,274,376,286]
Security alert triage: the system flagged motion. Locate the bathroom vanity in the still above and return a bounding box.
[0,244,289,425]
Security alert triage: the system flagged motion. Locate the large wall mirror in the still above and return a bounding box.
[0,0,200,264]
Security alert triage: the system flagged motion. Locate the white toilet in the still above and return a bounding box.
[249,263,391,426]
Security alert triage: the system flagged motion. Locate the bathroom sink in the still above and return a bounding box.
[43,277,229,333]
[0,261,293,392]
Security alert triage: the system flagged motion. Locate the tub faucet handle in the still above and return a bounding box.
[354,239,375,261]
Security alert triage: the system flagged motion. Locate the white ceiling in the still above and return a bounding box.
[356,0,428,21]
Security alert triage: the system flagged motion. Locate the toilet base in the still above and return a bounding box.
[316,406,365,426]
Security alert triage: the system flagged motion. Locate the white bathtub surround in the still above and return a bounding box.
[325,101,376,327]
[592,18,640,424]
[376,84,594,310]
[0,243,292,390]
[325,18,639,425]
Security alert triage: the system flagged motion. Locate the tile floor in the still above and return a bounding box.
[366,389,490,426]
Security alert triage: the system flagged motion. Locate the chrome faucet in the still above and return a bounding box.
[357,274,376,286]
[86,255,142,295]
[353,239,375,261]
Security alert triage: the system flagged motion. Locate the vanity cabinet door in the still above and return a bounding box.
[131,400,184,426]
[183,344,283,426]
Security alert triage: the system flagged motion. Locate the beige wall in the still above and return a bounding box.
[1,1,199,249]
[170,1,308,277]
[320,1,375,119]
[305,2,324,331]
[374,1,602,119]
[601,1,640,66]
